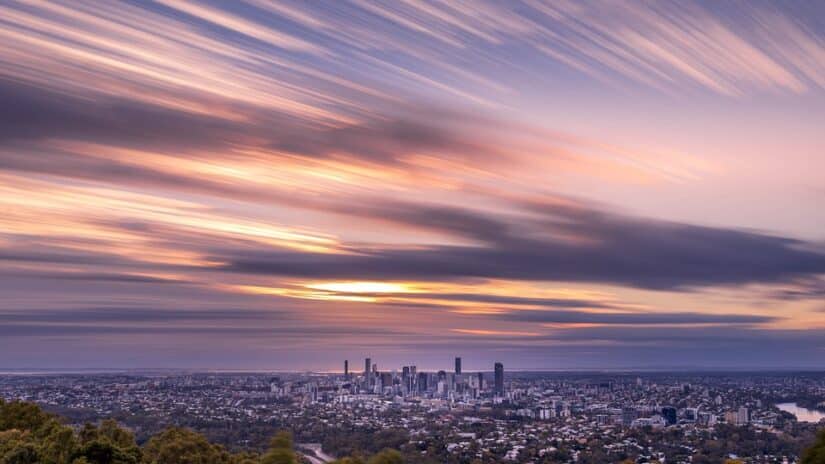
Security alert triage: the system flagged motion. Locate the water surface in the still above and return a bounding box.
[776,402,825,422]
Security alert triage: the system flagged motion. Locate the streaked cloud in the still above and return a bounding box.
[451,329,542,337]
[487,309,778,326]
[222,200,825,290]
[0,0,823,369]
[523,1,824,95]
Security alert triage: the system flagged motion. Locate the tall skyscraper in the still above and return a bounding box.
[401,366,412,393]
[410,365,417,392]
[455,357,462,374]
[494,362,504,396]
[364,358,371,376]
[661,406,677,425]
[417,372,428,392]
[380,372,392,391]
[344,360,349,379]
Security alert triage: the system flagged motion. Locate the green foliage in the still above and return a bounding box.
[141,427,234,464]
[0,399,145,464]
[0,399,57,436]
[267,431,293,452]
[1,398,77,464]
[329,449,404,464]
[366,449,403,464]
[321,428,408,459]
[0,400,409,464]
[0,429,39,464]
[328,458,365,464]
[229,452,261,464]
[260,431,297,464]
[802,429,825,464]
[74,420,141,464]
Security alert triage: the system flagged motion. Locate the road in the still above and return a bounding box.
[298,443,334,464]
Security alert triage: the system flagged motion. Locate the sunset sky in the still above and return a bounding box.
[1,0,824,371]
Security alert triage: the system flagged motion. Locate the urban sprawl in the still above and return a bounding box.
[2,360,824,463]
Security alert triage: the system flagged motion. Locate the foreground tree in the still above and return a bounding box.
[328,449,405,464]
[328,458,365,464]
[76,420,142,464]
[1,400,308,464]
[802,429,825,464]
[259,431,297,464]
[141,427,235,464]
[365,449,403,464]
[1,399,79,464]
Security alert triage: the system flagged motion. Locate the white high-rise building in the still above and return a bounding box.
[737,406,749,425]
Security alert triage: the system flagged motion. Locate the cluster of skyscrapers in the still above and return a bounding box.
[341,357,505,398]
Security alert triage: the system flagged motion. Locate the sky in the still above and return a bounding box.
[1,0,824,372]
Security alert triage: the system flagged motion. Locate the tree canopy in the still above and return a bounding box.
[0,399,404,464]
[802,429,825,464]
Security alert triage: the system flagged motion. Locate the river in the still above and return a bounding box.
[776,402,825,422]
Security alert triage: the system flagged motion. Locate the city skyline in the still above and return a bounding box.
[5,369,823,462]
[1,1,824,370]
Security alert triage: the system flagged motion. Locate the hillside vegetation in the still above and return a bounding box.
[0,399,403,464]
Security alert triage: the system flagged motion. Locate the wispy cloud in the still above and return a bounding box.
[0,0,823,369]
[222,199,825,290]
